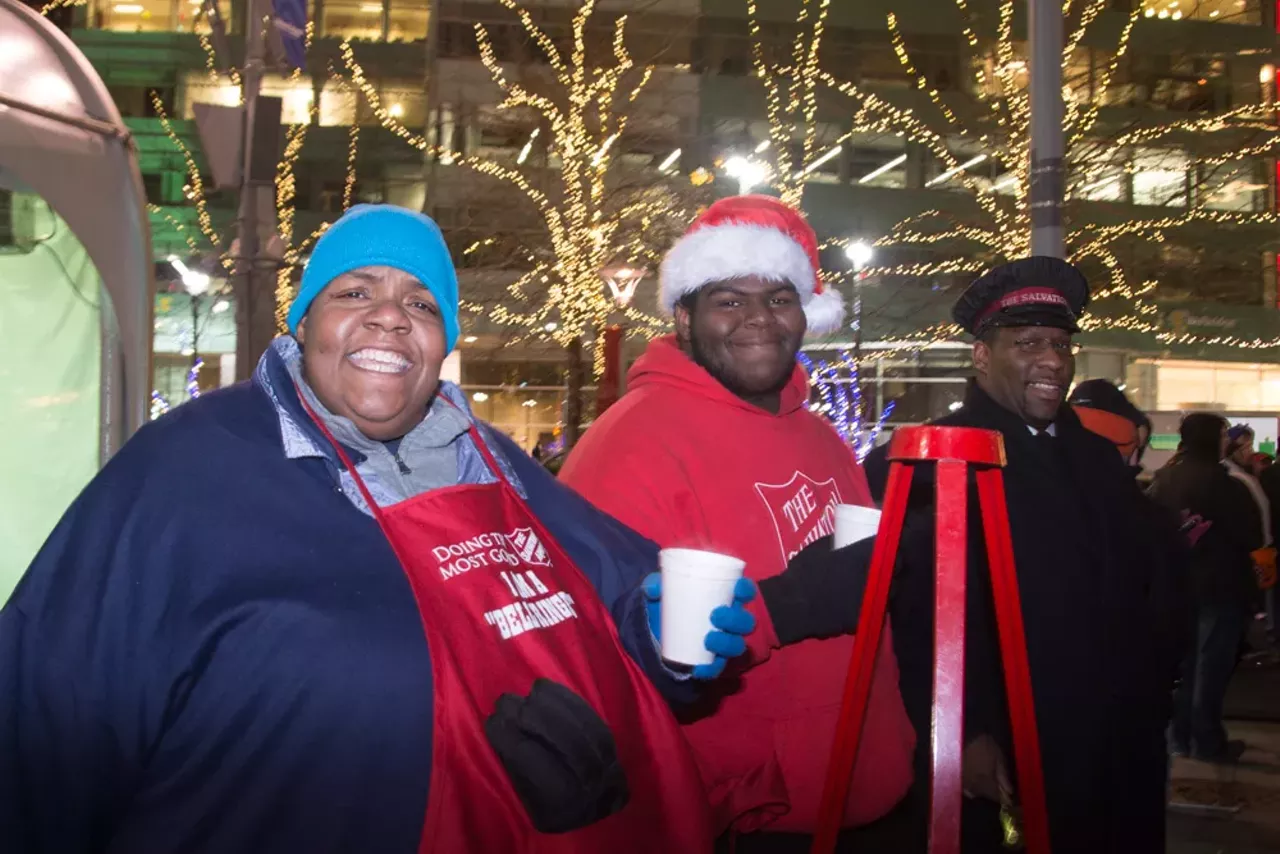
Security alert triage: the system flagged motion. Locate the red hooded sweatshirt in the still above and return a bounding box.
[560,336,915,835]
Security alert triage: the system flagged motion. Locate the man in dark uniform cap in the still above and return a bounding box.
[758,257,1181,851]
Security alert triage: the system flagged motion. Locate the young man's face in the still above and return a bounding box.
[972,325,1076,429]
[674,275,807,408]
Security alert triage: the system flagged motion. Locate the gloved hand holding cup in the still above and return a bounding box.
[652,548,754,678]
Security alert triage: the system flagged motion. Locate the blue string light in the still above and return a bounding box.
[186,357,204,401]
[801,353,895,462]
[150,390,170,420]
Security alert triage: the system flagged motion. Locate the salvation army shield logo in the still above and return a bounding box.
[754,472,843,564]
[506,527,551,567]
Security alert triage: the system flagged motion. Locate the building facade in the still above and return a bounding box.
[52,0,1280,445]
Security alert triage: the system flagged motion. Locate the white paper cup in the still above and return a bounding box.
[833,504,882,549]
[659,548,747,666]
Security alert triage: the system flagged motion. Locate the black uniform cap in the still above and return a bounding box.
[952,256,1090,337]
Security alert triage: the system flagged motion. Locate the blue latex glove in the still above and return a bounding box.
[643,572,757,680]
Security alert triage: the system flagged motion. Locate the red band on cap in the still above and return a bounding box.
[974,286,1071,326]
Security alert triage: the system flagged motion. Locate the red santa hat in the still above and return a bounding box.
[658,195,845,335]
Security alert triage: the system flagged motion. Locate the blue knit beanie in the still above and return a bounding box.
[287,204,460,351]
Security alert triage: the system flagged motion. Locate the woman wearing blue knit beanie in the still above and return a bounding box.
[1,203,757,853]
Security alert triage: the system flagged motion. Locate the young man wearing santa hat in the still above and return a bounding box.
[560,196,916,850]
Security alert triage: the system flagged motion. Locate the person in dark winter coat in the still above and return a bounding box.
[1149,413,1262,763]
[0,204,758,854]
[765,258,1184,852]
[1068,378,1153,478]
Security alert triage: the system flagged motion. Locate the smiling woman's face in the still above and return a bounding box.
[296,265,447,441]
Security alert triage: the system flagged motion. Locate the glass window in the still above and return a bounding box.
[1217,368,1263,409]
[381,86,426,127]
[323,0,385,41]
[1154,361,1277,411]
[261,75,318,125]
[182,72,342,127]
[1261,369,1280,410]
[181,73,242,118]
[1070,145,1127,202]
[320,80,358,127]
[849,139,907,189]
[93,0,176,33]
[1132,147,1189,207]
[188,0,232,35]
[1201,160,1267,211]
[388,0,429,43]
[460,386,576,454]
[1156,365,1218,409]
[1139,0,1262,25]
[88,0,233,34]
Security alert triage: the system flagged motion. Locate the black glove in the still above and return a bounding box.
[484,678,630,833]
[758,535,876,646]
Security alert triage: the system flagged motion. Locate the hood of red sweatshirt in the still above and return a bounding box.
[627,335,810,416]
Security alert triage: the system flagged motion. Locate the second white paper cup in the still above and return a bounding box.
[659,548,747,666]
[833,504,882,549]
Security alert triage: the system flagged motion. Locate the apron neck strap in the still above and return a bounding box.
[437,394,515,489]
[293,381,389,523]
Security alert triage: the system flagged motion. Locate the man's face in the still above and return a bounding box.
[296,265,448,441]
[972,325,1076,429]
[674,275,807,407]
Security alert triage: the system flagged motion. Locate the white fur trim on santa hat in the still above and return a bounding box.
[659,223,817,313]
[802,284,846,335]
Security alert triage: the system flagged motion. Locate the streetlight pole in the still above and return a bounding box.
[233,0,276,380]
[421,0,440,211]
[844,241,874,366]
[1029,0,1066,258]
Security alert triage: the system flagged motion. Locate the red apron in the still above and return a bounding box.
[304,403,713,853]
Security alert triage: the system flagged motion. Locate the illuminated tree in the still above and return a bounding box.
[343,0,708,443]
[745,0,1280,352]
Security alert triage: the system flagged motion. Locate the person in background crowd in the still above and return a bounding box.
[0,204,759,853]
[847,258,1179,850]
[1070,378,1193,795]
[1223,425,1274,642]
[1225,426,1278,653]
[561,195,916,852]
[1068,378,1151,477]
[1149,414,1263,763]
[1252,452,1274,478]
[1224,425,1272,551]
[1258,456,1280,646]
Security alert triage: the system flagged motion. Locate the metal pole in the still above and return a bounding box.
[234,0,272,380]
[421,0,440,212]
[1028,0,1065,258]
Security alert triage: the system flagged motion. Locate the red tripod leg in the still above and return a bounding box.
[809,461,915,854]
[975,468,1051,854]
[929,460,968,854]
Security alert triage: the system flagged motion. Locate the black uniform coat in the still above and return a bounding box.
[864,381,1185,853]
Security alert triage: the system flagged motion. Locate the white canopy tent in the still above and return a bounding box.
[0,0,152,598]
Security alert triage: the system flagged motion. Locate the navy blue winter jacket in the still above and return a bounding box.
[0,347,686,853]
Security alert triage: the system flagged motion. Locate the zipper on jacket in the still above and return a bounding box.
[393,451,412,475]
